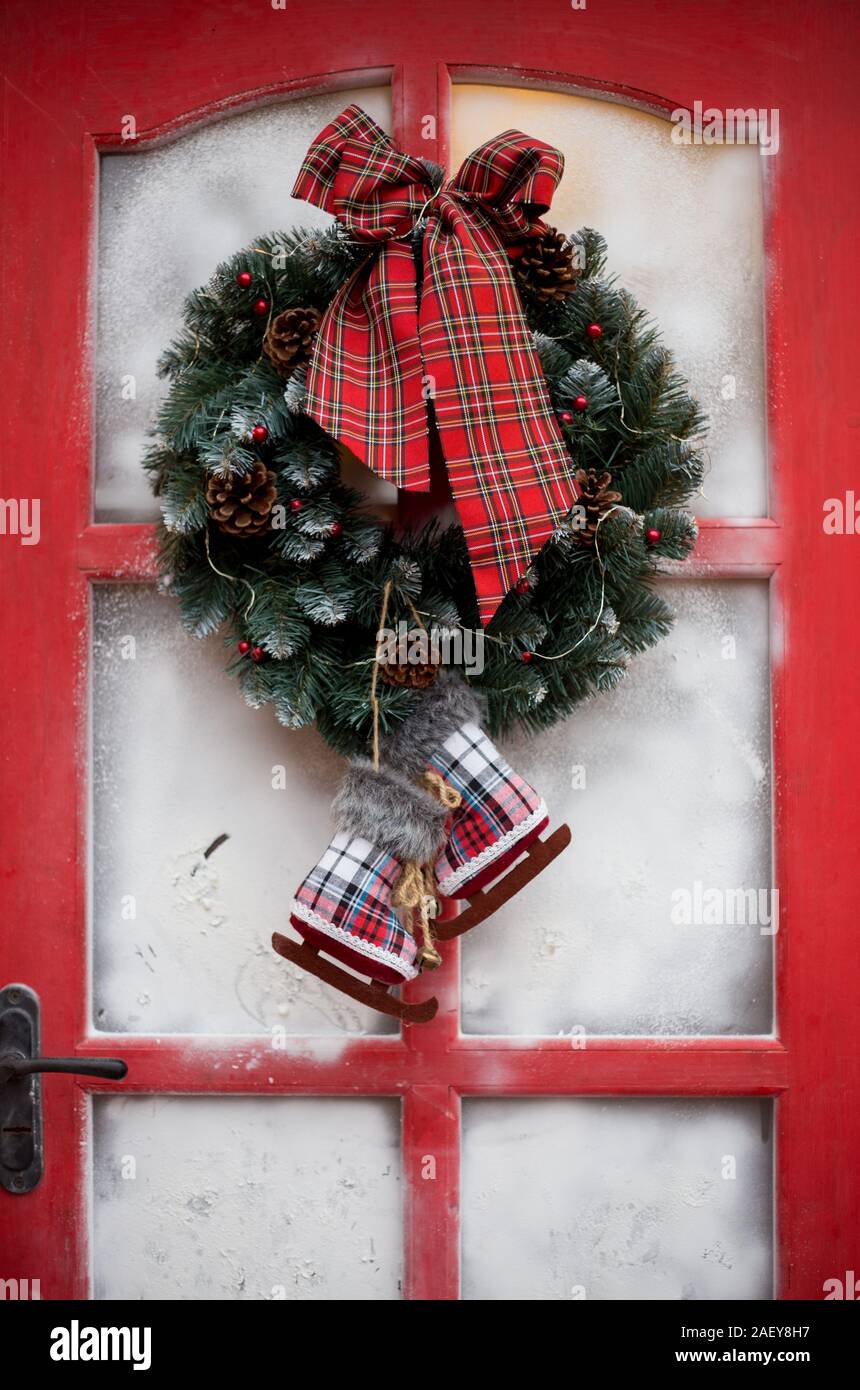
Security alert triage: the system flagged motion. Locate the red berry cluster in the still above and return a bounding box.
[558,394,589,427]
[235,270,268,317]
[237,640,266,663]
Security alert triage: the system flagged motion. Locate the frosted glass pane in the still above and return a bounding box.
[462,580,773,1036]
[93,1097,401,1299]
[95,88,391,522]
[452,87,766,517]
[91,585,396,1036]
[462,1098,773,1300]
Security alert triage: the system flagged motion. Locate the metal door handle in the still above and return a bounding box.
[0,984,128,1193]
[0,1055,127,1084]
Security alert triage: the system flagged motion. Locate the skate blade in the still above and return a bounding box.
[434,823,572,942]
[271,932,438,1024]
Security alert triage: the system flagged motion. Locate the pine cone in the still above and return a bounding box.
[262,306,322,377]
[574,468,622,547]
[206,462,278,537]
[513,227,579,304]
[380,659,440,690]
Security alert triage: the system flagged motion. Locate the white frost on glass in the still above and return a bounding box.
[452,87,767,517]
[92,1096,402,1300]
[462,1098,773,1301]
[95,88,391,521]
[91,584,397,1037]
[462,580,773,1036]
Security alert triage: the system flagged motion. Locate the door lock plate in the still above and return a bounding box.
[0,984,43,1194]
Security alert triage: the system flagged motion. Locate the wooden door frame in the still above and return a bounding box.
[1,0,858,1301]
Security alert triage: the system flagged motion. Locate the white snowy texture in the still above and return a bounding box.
[92,1097,402,1299]
[94,87,392,521]
[461,1098,773,1300]
[91,585,398,1037]
[462,580,773,1036]
[452,87,767,517]
[87,86,775,1298]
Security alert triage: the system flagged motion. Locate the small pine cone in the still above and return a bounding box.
[206,462,278,537]
[380,659,440,690]
[513,227,579,304]
[574,468,622,547]
[262,306,322,377]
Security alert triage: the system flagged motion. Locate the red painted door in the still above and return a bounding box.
[1,0,858,1300]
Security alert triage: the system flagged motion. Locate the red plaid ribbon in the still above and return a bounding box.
[292,105,578,626]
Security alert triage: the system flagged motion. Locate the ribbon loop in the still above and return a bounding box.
[445,128,564,240]
[291,104,578,625]
[293,105,431,242]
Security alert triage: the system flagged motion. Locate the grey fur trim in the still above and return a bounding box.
[380,670,485,774]
[332,758,448,863]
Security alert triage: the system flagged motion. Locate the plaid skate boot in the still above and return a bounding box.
[429,720,550,898]
[272,760,448,1023]
[381,673,571,941]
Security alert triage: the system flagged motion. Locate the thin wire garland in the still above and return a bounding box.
[151,222,703,755]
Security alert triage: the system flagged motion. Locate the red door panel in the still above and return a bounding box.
[1,0,857,1300]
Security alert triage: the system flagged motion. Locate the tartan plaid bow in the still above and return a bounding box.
[292,104,578,626]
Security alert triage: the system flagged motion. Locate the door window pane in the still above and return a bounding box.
[91,584,396,1036]
[93,1097,402,1299]
[95,88,391,521]
[452,86,767,517]
[462,1098,773,1300]
[462,581,773,1036]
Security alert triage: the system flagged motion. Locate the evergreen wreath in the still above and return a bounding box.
[145,223,705,757]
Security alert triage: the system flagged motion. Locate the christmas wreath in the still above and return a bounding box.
[146,107,704,760]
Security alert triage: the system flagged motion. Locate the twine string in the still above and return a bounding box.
[531,505,619,662]
[204,530,257,621]
[367,579,462,973]
[422,768,461,810]
[370,578,394,772]
[393,774,461,972]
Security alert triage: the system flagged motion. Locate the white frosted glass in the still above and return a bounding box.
[462,580,773,1036]
[452,87,767,517]
[91,585,396,1037]
[462,1098,773,1301]
[92,1097,402,1300]
[95,88,391,521]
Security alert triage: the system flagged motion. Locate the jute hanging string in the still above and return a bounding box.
[370,583,462,971]
[393,773,462,971]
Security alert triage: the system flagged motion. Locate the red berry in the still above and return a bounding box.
[559,410,574,426]
[236,271,253,288]
[289,498,303,513]
[251,424,268,443]
[586,323,603,339]
[329,521,343,538]
[521,650,534,664]
[646,527,662,544]
[251,646,265,663]
[237,640,251,656]
[516,578,529,595]
[574,395,588,411]
[252,297,269,316]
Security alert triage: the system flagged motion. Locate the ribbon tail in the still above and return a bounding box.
[418,212,578,627]
[304,242,432,492]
